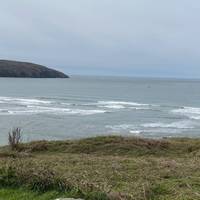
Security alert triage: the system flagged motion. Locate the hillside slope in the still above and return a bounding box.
[0,60,69,78]
[0,136,200,200]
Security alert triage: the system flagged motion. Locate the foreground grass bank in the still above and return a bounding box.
[0,188,63,200]
[0,136,200,200]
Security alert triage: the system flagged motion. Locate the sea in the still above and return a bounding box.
[0,76,200,145]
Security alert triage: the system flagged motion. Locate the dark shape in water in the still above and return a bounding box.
[0,60,69,78]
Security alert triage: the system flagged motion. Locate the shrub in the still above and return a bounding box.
[8,128,22,151]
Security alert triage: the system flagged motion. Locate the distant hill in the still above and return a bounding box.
[0,60,69,78]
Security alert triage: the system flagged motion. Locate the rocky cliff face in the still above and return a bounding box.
[0,60,69,78]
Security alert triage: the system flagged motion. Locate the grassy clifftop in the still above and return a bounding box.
[0,136,200,200]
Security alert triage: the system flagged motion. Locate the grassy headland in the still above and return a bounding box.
[0,136,200,200]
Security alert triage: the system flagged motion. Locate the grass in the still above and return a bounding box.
[0,188,62,200]
[0,136,200,200]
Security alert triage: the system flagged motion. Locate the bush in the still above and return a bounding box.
[8,128,22,151]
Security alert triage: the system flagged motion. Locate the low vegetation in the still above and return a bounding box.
[8,128,22,151]
[0,135,200,199]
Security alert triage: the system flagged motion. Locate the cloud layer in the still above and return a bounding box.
[0,0,200,77]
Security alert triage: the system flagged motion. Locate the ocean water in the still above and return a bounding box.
[0,76,200,145]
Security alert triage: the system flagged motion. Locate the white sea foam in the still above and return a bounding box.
[106,124,136,130]
[106,120,196,137]
[129,130,142,136]
[106,124,142,136]
[142,121,194,129]
[99,105,125,109]
[0,96,109,116]
[96,101,151,110]
[0,96,51,105]
[172,106,200,120]
[64,109,107,115]
[98,101,149,106]
[0,105,107,116]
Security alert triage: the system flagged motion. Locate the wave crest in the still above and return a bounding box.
[172,106,200,120]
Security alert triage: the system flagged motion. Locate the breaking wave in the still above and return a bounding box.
[172,106,200,120]
[0,106,107,116]
[142,121,195,129]
[0,96,51,105]
[106,124,142,136]
[0,96,107,116]
[96,100,152,110]
[0,96,153,116]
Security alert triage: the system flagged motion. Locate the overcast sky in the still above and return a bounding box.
[0,0,200,78]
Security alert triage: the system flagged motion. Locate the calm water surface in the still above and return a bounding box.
[0,76,200,145]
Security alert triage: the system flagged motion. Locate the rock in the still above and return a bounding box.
[55,199,84,200]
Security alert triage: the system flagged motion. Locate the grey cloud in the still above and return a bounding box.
[0,0,200,78]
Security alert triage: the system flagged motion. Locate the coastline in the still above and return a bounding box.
[0,135,199,200]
